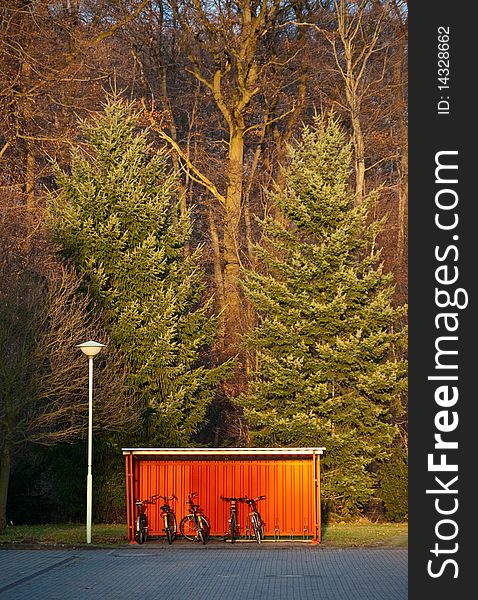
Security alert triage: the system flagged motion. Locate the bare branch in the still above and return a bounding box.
[141,99,226,206]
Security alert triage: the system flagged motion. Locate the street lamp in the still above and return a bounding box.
[76,340,106,544]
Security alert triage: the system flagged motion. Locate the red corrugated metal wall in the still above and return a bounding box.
[129,457,317,541]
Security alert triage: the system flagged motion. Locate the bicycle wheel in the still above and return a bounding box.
[251,515,261,544]
[166,513,176,544]
[230,512,237,543]
[166,527,173,544]
[135,516,144,544]
[197,514,210,545]
[201,515,210,539]
[180,514,198,541]
[142,516,148,542]
[170,513,177,540]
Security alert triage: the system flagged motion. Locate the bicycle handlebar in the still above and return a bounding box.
[158,494,177,502]
[135,494,160,505]
[220,495,266,503]
[220,495,248,502]
[244,495,266,503]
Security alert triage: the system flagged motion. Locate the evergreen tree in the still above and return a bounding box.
[239,115,407,516]
[49,96,227,446]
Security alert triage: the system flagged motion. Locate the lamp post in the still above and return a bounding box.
[76,340,106,544]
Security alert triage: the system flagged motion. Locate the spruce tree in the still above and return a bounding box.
[49,96,227,446]
[239,115,407,516]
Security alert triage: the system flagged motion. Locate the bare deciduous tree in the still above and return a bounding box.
[327,0,391,204]
[0,201,136,532]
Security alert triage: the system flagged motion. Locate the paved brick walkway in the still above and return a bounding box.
[0,544,407,599]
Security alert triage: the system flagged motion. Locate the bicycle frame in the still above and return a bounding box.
[221,495,246,542]
[245,495,265,518]
[189,494,205,533]
[134,494,159,544]
[180,492,210,544]
[158,494,177,544]
[244,495,266,543]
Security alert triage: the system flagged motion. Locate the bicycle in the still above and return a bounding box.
[134,494,159,544]
[158,494,178,545]
[244,495,266,544]
[179,492,210,544]
[220,495,246,543]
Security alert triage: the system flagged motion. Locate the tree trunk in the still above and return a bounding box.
[223,126,244,354]
[347,92,365,204]
[394,40,408,260]
[207,203,225,352]
[0,444,11,532]
[25,141,36,208]
[160,64,192,254]
[20,60,36,212]
[352,113,366,204]
[397,124,408,260]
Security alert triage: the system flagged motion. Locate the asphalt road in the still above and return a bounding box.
[0,543,407,599]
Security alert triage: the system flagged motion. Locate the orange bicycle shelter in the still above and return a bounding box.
[123,447,325,543]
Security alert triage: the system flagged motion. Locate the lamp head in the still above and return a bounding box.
[76,340,106,358]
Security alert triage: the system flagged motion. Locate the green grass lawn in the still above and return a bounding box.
[0,523,128,546]
[0,521,407,548]
[320,522,408,547]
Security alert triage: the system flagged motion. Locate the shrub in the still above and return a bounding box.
[377,446,408,522]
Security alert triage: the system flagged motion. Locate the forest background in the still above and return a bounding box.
[0,0,408,530]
